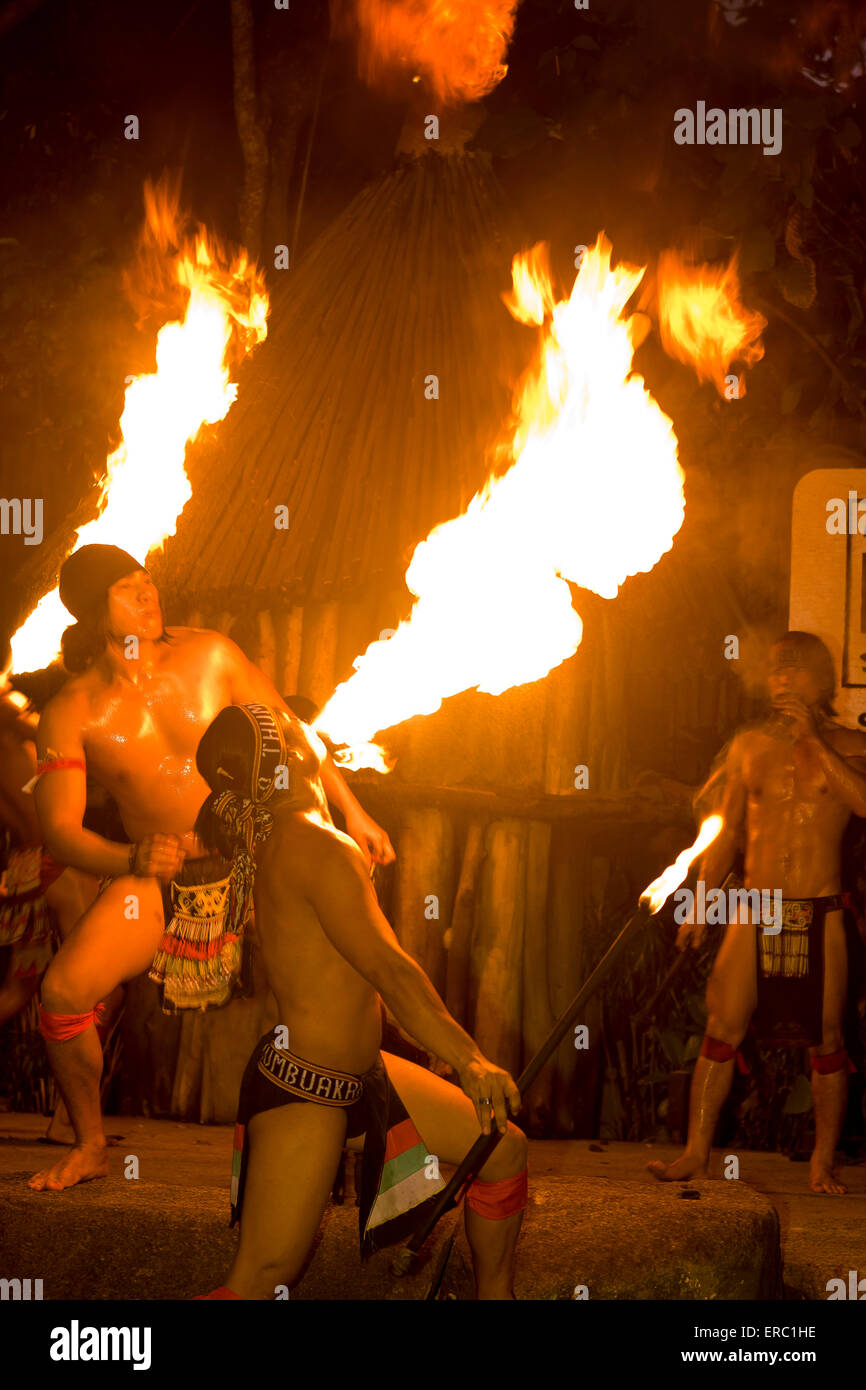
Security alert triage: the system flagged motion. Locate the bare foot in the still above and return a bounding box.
[647,1152,709,1182]
[41,1119,123,1147]
[28,1142,109,1191]
[809,1159,847,1195]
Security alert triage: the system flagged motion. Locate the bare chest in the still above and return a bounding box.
[745,736,835,814]
[82,659,231,790]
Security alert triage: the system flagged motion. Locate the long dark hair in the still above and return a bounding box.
[61,611,109,674]
[61,608,174,674]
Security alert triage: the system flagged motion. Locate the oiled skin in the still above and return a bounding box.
[718,718,864,900]
[649,649,866,1194]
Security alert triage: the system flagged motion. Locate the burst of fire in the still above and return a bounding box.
[335,0,519,104]
[316,234,686,770]
[640,814,723,915]
[10,184,269,673]
[656,249,766,397]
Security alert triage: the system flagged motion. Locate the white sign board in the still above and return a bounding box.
[790,468,866,730]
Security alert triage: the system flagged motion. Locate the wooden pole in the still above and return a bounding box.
[520,820,554,1129]
[279,603,304,697]
[391,807,456,995]
[297,600,339,708]
[255,609,277,685]
[444,821,485,1027]
[471,820,527,1079]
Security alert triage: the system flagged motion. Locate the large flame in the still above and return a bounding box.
[316,234,686,769]
[640,815,723,915]
[334,0,519,104]
[11,183,269,673]
[657,249,766,397]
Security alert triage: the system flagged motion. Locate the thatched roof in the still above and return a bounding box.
[150,151,529,608]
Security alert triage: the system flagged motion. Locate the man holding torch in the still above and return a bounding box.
[26,543,395,1192]
[649,631,866,1195]
[190,703,528,1301]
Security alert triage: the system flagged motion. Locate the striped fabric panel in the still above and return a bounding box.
[230,1123,244,1206]
[366,1116,446,1232]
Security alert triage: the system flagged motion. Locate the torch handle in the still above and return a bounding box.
[397,903,652,1264]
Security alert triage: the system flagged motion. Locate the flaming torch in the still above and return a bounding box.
[316,234,685,770]
[10,182,269,674]
[392,814,723,1281]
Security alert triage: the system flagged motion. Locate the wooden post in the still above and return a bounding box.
[471,819,527,1079]
[279,603,304,697]
[391,807,456,997]
[170,1013,206,1120]
[255,609,277,685]
[547,829,587,1134]
[520,820,554,1129]
[444,820,485,1028]
[297,600,340,708]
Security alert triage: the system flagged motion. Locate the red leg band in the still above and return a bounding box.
[193,1287,243,1300]
[701,1035,734,1063]
[39,1004,97,1042]
[810,1048,851,1076]
[93,1002,108,1045]
[700,1035,750,1073]
[465,1165,529,1220]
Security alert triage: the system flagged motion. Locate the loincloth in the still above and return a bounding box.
[147,853,253,1015]
[753,893,847,1047]
[0,838,65,978]
[230,1035,447,1260]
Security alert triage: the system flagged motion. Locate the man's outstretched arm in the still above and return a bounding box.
[297,828,519,1133]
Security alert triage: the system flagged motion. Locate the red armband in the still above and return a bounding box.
[36,758,86,776]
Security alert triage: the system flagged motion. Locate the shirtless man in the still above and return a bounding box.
[191,704,528,1300]
[27,544,393,1192]
[0,639,102,1140]
[648,631,866,1194]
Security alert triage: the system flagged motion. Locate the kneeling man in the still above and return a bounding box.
[192,704,529,1300]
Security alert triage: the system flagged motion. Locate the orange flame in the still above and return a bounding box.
[640,815,723,915]
[10,183,269,673]
[656,249,766,398]
[316,234,685,770]
[335,0,519,104]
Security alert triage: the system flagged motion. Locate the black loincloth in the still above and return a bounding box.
[752,894,847,1047]
[230,1036,447,1261]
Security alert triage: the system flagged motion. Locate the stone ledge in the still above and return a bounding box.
[0,1170,781,1300]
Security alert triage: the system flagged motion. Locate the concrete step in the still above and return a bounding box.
[0,1169,779,1301]
[2,1118,862,1300]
